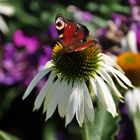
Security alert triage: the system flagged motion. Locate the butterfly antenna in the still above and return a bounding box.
[54,51,64,64]
[54,45,72,64]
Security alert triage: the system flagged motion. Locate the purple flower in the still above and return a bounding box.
[131,22,140,52]
[13,29,26,47]
[44,46,52,57]
[129,0,140,5]
[13,29,41,53]
[135,25,140,51]
[82,11,93,22]
[49,24,58,39]
[23,67,37,87]
[116,103,134,140]
[131,6,140,22]
[3,43,16,59]
[111,13,128,27]
[0,29,52,88]
[38,46,52,70]
[25,36,40,53]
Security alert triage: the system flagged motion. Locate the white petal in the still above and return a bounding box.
[76,82,85,127]
[100,53,124,73]
[43,85,53,113]
[33,71,55,110]
[0,15,8,34]
[65,82,79,126]
[83,84,94,122]
[23,68,52,99]
[84,99,94,122]
[90,78,98,96]
[43,77,63,116]
[127,30,138,53]
[95,76,117,117]
[58,80,72,118]
[83,83,94,109]
[99,69,123,99]
[134,88,140,111]
[110,67,133,88]
[125,90,137,114]
[0,3,15,16]
[44,60,54,69]
[46,79,61,120]
[102,64,128,89]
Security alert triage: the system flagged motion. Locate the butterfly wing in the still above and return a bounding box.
[55,14,100,53]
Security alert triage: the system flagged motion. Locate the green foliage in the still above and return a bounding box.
[133,112,140,140]
[86,2,130,16]
[0,88,18,119]
[0,0,132,139]
[88,103,120,140]
[0,130,21,140]
[42,123,56,140]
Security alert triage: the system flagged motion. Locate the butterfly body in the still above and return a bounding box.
[55,14,100,53]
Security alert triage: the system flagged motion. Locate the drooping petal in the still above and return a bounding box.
[84,99,94,122]
[65,82,79,126]
[109,66,133,88]
[83,83,94,122]
[100,53,124,72]
[90,78,98,96]
[23,67,52,99]
[43,79,59,113]
[33,71,55,110]
[99,69,123,99]
[95,76,117,117]
[125,90,137,114]
[134,88,140,111]
[0,15,9,34]
[76,82,85,127]
[46,79,61,120]
[58,80,72,118]
[44,60,54,69]
[102,64,129,89]
[43,85,53,113]
[83,83,94,109]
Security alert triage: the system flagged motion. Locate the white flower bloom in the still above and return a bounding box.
[0,1,15,34]
[125,87,140,116]
[23,46,133,126]
[116,41,140,116]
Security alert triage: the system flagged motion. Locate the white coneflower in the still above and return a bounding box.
[23,41,133,127]
[117,52,140,116]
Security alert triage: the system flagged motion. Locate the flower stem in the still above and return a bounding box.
[133,113,140,140]
[81,121,89,140]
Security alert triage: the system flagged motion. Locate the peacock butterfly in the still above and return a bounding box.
[55,14,100,53]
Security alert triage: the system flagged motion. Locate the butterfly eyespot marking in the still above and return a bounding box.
[55,17,65,30]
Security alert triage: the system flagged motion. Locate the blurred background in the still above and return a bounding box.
[0,0,139,140]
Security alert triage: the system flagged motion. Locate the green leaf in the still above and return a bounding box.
[0,130,21,140]
[86,2,99,11]
[110,3,130,14]
[42,123,56,140]
[88,104,120,140]
[91,16,107,27]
